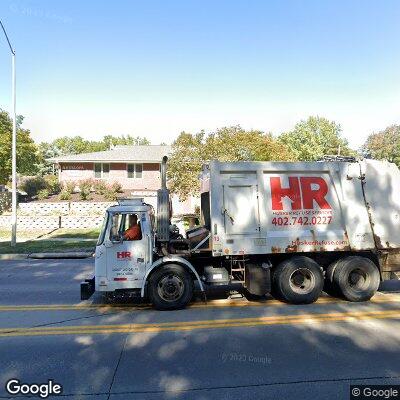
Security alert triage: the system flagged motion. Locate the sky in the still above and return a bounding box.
[0,0,399,149]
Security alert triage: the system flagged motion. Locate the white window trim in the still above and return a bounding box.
[94,163,110,179]
[127,163,143,179]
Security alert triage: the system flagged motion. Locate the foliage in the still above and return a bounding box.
[361,125,400,166]
[93,180,108,195]
[19,174,62,199]
[37,189,50,200]
[111,181,123,193]
[0,192,11,214]
[78,179,93,201]
[168,126,296,199]
[0,110,41,184]
[63,181,76,194]
[19,176,47,198]
[40,134,151,158]
[59,190,72,201]
[104,187,118,201]
[43,175,61,194]
[278,116,352,161]
[79,190,91,201]
[103,134,151,148]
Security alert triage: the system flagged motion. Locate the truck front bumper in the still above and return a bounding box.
[80,277,95,300]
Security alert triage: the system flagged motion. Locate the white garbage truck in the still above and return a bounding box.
[81,156,400,310]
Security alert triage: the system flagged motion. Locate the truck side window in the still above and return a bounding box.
[109,213,122,241]
[122,213,142,241]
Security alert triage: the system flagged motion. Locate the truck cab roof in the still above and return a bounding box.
[107,198,153,213]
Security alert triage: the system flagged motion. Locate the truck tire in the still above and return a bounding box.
[332,256,380,302]
[323,260,342,298]
[148,264,193,310]
[272,256,324,304]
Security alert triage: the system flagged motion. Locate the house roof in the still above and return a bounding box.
[48,145,172,163]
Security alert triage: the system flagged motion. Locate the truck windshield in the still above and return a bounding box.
[96,212,109,246]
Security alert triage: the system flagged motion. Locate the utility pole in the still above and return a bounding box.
[0,20,17,246]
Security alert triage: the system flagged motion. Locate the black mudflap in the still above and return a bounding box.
[80,277,95,300]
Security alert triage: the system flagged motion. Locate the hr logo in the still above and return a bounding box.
[117,251,131,260]
[270,176,331,211]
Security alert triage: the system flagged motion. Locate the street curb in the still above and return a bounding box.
[0,252,94,260]
[28,252,94,259]
[0,254,29,260]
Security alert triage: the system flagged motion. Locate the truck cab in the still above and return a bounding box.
[94,199,154,294]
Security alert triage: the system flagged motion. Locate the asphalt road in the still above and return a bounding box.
[0,258,400,400]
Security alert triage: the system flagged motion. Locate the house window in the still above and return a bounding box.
[94,163,110,179]
[127,163,143,179]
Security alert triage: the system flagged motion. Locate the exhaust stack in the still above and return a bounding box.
[156,156,170,243]
[160,155,167,190]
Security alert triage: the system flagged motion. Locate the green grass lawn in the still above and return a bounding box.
[47,228,101,240]
[0,239,96,254]
[0,228,99,254]
[0,230,49,241]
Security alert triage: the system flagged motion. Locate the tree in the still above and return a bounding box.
[102,134,150,147]
[168,126,296,199]
[40,134,151,158]
[362,125,400,166]
[278,116,352,161]
[0,110,40,184]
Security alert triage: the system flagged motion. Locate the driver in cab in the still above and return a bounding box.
[123,214,142,241]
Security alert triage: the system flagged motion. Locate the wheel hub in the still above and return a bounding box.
[289,268,315,294]
[348,268,368,290]
[157,274,184,302]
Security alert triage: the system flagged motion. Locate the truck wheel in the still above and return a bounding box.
[332,256,380,302]
[148,264,193,310]
[272,256,324,304]
[323,260,342,298]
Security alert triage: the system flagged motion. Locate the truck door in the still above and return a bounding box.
[106,212,149,285]
[223,182,260,234]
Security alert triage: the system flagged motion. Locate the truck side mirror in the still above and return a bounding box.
[111,234,124,244]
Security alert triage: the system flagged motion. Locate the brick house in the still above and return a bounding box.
[49,145,170,190]
[48,145,199,215]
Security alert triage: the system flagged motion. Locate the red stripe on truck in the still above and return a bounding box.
[114,278,127,281]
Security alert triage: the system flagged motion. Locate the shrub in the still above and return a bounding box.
[59,190,72,201]
[0,192,11,214]
[79,179,93,201]
[19,176,47,198]
[63,181,76,194]
[93,180,107,195]
[111,181,123,193]
[78,179,93,192]
[43,175,61,195]
[79,190,91,201]
[104,187,118,201]
[37,189,50,200]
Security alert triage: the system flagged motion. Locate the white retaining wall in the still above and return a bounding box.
[69,201,116,215]
[61,216,104,229]
[18,201,116,216]
[0,215,104,230]
[3,198,199,231]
